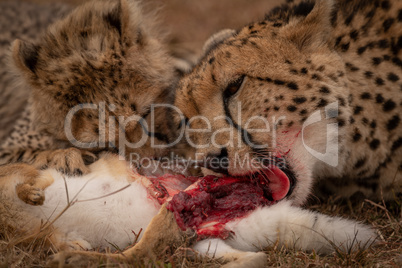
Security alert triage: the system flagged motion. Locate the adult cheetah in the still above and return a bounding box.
[175,0,402,204]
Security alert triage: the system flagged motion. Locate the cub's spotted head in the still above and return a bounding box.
[175,0,351,205]
[12,0,177,158]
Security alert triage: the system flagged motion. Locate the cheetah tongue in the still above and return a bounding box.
[262,166,290,201]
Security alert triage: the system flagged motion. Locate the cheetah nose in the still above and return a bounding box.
[204,148,230,175]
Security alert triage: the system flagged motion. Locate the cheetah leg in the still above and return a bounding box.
[0,147,98,176]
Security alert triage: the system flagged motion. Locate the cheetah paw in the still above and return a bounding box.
[32,148,98,176]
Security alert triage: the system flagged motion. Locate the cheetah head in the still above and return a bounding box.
[175,0,351,205]
[11,0,178,158]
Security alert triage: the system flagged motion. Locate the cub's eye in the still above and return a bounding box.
[224,75,245,99]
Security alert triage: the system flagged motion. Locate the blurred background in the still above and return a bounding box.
[1,0,281,55]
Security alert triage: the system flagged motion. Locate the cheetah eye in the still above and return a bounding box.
[224,75,245,99]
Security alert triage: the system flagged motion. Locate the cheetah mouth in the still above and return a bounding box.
[146,165,295,239]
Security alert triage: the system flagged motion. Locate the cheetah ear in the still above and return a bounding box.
[103,0,128,37]
[12,39,40,76]
[202,29,237,55]
[103,0,144,44]
[282,0,334,51]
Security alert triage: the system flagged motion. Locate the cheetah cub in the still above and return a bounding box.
[0,0,181,175]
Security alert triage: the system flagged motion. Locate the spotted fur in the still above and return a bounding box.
[175,0,402,203]
[0,0,184,174]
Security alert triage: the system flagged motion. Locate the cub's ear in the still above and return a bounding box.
[104,0,126,37]
[12,39,40,76]
[103,0,145,44]
[202,29,237,55]
[281,0,334,52]
[104,0,138,39]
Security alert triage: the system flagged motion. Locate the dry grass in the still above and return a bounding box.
[1,196,400,267]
